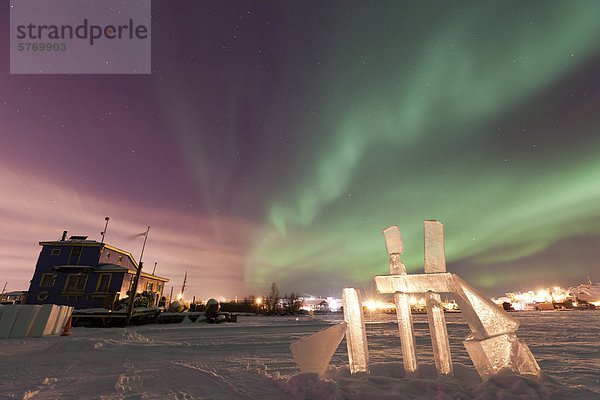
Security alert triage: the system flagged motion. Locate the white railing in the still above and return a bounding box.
[0,304,73,339]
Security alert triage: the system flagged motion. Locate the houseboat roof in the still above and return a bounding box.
[40,239,100,246]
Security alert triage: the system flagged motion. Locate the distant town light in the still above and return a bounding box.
[327,297,342,312]
[364,299,390,312]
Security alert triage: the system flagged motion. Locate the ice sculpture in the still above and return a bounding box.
[423,221,453,375]
[383,226,418,374]
[342,288,369,373]
[290,322,347,376]
[343,220,540,381]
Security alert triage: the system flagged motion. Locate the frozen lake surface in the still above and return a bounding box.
[0,311,598,399]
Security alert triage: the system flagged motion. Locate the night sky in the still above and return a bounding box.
[1,1,599,299]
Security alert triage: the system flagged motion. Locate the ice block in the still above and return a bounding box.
[374,273,455,294]
[382,225,418,374]
[464,333,541,380]
[342,288,369,374]
[394,292,418,374]
[464,333,518,380]
[424,220,446,273]
[383,226,405,275]
[515,339,541,378]
[290,322,347,376]
[425,292,453,375]
[452,275,519,339]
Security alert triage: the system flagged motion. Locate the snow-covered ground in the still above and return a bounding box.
[0,311,598,399]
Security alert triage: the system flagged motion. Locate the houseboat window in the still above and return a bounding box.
[68,246,83,265]
[146,282,154,291]
[50,248,61,256]
[40,273,56,287]
[118,255,123,263]
[96,274,111,292]
[106,252,111,259]
[64,273,87,292]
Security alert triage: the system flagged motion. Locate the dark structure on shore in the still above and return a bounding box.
[24,232,168,309]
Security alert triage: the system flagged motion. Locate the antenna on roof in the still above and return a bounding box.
[139,226,150,264]
[100,217,110,244]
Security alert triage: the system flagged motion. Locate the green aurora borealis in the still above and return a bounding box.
[244,1,600,293]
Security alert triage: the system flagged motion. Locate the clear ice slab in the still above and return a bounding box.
[515,339,541,378]
[342,288,369,374]
[464,333,541,380]
[422,221,452,375]
[424,220,446,273]
[290,322,347,377]
[452,275,520,339]
[374,272,455,295]
[394,292,418,374]
[383,226,407,275]
[382,225,418,374]
[383,226,404,256]
[425,292,453,375]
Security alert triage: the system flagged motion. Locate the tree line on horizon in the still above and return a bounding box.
[192,282,304,315]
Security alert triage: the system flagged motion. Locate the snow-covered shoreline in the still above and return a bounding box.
[0,312,598,399]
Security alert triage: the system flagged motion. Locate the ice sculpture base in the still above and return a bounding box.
[464,333,541,380]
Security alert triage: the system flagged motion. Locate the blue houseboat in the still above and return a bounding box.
[25,232,168,310]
